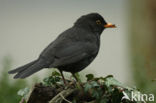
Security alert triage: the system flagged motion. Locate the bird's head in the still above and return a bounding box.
[74,13,116,34]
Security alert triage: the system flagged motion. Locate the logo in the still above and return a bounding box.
[122,91,154,102]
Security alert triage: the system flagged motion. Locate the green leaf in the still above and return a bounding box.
[100,98,108,103]
[90,81,100,87]
[75,73,82,82]
[52,71,61,76]
[92,89,100,99]
[84,82,92,92]
[104,76,123,87]
[105,75,113,78]
[54,76,61,82]
[17,87,30,99]
[43,76,52,86]
[86,74,94,81]
[72,99,77,103]
[111,88,123,103]
[43,73,62,86]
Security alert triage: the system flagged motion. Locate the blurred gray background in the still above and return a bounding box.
[0,0,130,83]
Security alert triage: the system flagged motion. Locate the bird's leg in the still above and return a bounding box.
[59,70,67,85]
[72,73,83,88]
[72,73,79,82]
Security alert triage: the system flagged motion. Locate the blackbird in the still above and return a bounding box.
[8,13,116,84]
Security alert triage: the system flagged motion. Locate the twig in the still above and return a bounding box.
[19,98,25,103]
[84,100,96,103]
[49,88,77,103]
[59,93,72,103]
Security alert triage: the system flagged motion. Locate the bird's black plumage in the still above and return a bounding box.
[8,13,115,79]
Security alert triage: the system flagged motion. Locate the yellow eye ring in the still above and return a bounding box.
[96,20,101,25]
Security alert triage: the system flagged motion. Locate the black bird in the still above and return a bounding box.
[8,13,116,84]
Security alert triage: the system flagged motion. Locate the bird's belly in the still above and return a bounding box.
[58,56,95,73]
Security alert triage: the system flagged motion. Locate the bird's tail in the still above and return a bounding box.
[8,59,48,79]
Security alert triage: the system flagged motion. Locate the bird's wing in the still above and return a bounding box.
[40,27,98,66]
[51,42,97,67]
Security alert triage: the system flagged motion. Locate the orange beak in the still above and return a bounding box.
[104,23,116,28]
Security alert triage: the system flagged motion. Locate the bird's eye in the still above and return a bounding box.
[96,20,101,25]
